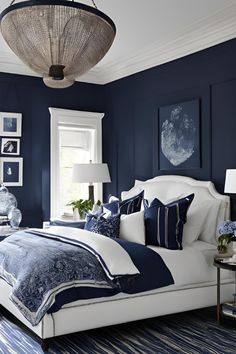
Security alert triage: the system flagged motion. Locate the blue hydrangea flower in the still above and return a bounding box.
[218,220,236,235]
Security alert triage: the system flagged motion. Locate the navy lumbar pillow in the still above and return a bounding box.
[85,213,120,238]
[103,190,144,215]
[144,194,194,250]
[50,219,85,229]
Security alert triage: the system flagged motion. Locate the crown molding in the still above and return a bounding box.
[91,1,236,84]
[0,1,236,85]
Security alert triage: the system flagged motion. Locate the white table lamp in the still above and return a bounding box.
[224,169,236,254]
[72,162,111,203]
[224,169,236,193]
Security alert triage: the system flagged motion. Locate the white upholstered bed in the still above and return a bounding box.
[0,175,234,348]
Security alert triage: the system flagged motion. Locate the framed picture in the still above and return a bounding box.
[1,138,20,155]
[0,112,22,137]
[0,157,23,186]
[158,99,200,170]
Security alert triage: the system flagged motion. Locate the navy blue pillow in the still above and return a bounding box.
[103,190,144,215]
[85,213,120,238]
[144,194,194,250]
[103,200,119,214]
[50,220,85,229]
[120,190,144,214]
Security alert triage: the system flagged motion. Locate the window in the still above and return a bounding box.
[50,108,104,218]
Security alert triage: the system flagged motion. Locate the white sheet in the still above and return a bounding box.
[192,240,233,282]
[191,240,217,266]
[149,240,232,285]
[148,242,210,287]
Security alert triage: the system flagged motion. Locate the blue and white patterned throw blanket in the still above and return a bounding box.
[0,227,139,326]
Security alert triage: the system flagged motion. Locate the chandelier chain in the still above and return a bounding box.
[91,0,98,9]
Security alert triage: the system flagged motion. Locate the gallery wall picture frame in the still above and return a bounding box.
[0,112,22,137]
[0,157,23,186]
[1,138,20,155]
[158,99,200,170]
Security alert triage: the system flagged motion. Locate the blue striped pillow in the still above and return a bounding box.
[144,194,194,250]
[120,190,144,214]
[103,190,144,215]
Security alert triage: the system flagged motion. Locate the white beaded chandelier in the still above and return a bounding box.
[0,0,116,88]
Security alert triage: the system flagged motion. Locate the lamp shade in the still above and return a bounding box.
[224,169,236,193]
[72,163,111,184]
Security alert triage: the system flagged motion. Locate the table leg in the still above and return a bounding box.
[217,267,221,324]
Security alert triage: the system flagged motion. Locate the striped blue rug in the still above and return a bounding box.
[0,307,235,354]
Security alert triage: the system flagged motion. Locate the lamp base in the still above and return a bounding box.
[88,185,94,204]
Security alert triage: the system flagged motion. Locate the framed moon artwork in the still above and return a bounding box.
[158,99,200,170]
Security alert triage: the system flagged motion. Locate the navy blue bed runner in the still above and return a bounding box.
[0,230,174,325]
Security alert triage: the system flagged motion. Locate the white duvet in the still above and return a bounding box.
[149,241,215,287]
[149,240,232,287]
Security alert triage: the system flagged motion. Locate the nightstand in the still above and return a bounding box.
[214,255,236,324]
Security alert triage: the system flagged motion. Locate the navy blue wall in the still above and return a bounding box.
[0,73,104,227]
[103,38,236,217]
[1,38,236,226]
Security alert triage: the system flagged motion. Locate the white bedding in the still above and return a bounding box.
[191,240,218,266]
[31,227,140,278]
[61,240,233,309]
[149,240,232,285]
[148,240,226,287]
[0,175,233,341]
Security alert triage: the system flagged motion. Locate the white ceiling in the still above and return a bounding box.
[0,0,236,84]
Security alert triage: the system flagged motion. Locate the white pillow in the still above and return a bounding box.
[108,195,119,203]
[182,200,207,246]
[121,185,142,201]
[119,211,145,245]
[135,180,186,203]
[197,199,222,245]
[182,198,221,246]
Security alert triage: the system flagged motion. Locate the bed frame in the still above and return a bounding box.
[0,175,233,349]
[0,279,234,348]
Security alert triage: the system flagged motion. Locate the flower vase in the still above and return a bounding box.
[8,207,22,229]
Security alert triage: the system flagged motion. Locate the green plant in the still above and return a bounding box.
[67,199,93,218]
[217,234,232,254]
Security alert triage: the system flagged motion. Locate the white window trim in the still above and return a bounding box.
[49,107,104,219]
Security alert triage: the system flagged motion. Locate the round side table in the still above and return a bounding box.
[214,256,236,324]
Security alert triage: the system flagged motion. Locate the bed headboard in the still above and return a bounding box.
[121,175,230,245]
